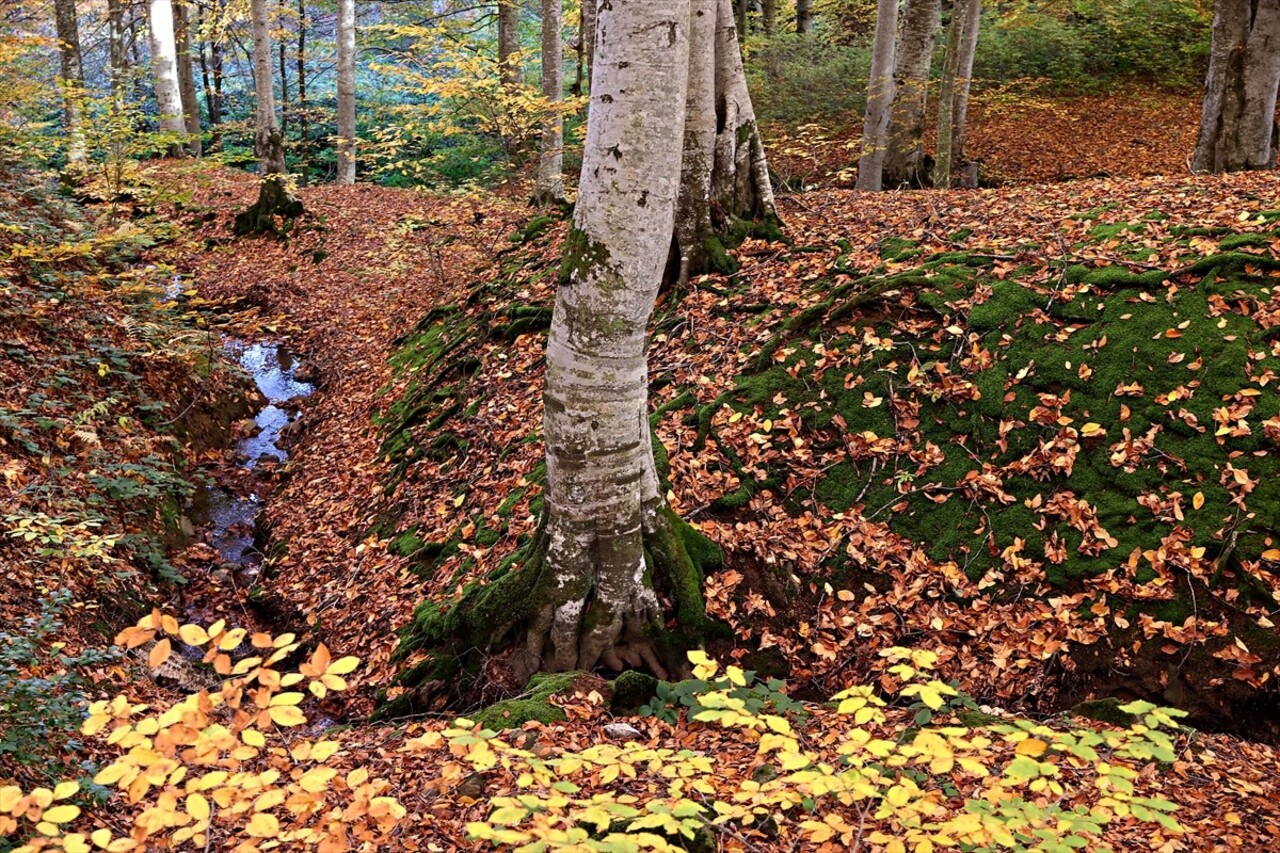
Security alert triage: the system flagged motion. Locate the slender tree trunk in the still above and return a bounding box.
[498,0,520,88]
[108,0,126,100]
[336,0,356,183]
[933,0,965,188]
[54,0,86,166]
[581,0,596,92]
[856,0,899,191]
[950,0,981,177]
[533,0,565,203]
[796,0,814,34]
[734,0,747,35]
[295,0,309,184]
[1192,0,1280,173]
[761,0,776,34]
[174,0,202,155]
[250,0,285,174]
[884,0,940,188]
[710,0,776,224]
[676,0,719,284]
[196,1,219,149]
[211,0,225,146]
[524,0,697,679]
[278,24,289,138]
[149,0,188,151]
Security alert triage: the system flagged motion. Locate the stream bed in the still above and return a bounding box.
[184,340,313,615]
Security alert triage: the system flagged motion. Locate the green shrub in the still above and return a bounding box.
[748,34,870,124]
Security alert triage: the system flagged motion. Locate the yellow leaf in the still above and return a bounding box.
[186,793,210,821]
[326,656,360,676]
[179,624,209,646]
[42,804,81,823]
[91,828,112,849]
[310,741,341,762]
[269,692,304,706]
[245,812,279,838]
[268,705,306,727]
[147,638,172,669]
[219,628,247,651]
[53,781,79,800]
[0,785,22,812]
[1262,549,1280,562]
[241,729,265,747]
[1192,491,1205,510]
[299,768,337,793]
[63,833,91,853]
[93,764,130,787]
[1015,737,1049,757]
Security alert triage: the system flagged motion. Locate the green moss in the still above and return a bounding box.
[559,226,612,286]
[611,670,660,714]
[472,671,581,729]
[1070,697,1138,727]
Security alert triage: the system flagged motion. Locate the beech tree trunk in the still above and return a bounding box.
[523,0,697,678]
[884,0,941,188]
[336,0,357,184]
[856,0,899,191]
[108,0,126,100]
[250,0,285,174]
[950,0,981,174]
[533,0,565,204]
[762,0,776,34]
[498,0,520,88]
[796,0,814,34]
[934,0,974,188]
[296,0,309,184]
[673,0,778,282]
[174,0,202,156]
[148,0,188,148]
[581,0,596,91]
[54,0,86,166]
[1193,0,1280,173]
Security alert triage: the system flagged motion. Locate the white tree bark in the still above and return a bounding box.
[1193,0,1280,173]
[336,0,357,184]
[250,0,285,174]
[933,0,968,188]
[675,0,718,284]
[534,0,565,203]
[884,0,941,187]
[530,0,691,677]
[856,0,899,191]
[149,0,188,142]
[711,0,775,222]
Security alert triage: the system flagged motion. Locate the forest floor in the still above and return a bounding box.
[5,87,1280,850]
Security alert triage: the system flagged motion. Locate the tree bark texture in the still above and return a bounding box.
[527,0,694,678]
[336,0,357,184]
[250,0,285,174]
[295,0,309,184]
[762,0,776,34]
[933,0,966,188]
[534,0,565,203]
[108,0,126,100]
[796,0,814,34]
[174,0,202,155]
[148,0,188,145]
[1193,0,1280,173]
[582,0,596,92]
[673,0,778,282]
[883,0,941,188]
[498,0,521,88]
[950,0,981,174]
[856,0,900,191]
[54,0,86,165]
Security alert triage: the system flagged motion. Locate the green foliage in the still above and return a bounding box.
[748,34,870,124]
[0,592,118,785]
[637,652,804,725]
[436,648,1188,852]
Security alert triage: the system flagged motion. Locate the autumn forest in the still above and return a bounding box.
[4,0,1280,850]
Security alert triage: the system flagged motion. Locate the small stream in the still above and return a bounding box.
[188,340,314,593]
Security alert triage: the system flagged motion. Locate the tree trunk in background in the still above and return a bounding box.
[582,0,595,90]
[796,0,813,34]
[856,0,899,191]
[762,0,776,34]
[735,0,746,36]
[174,0,202,155]
[884,0,940,188]
[522,0,702,680]
[149,0,188,151]
[950,0,981,178]
[676,0,718,285]
[250,0,285,173]
[933,0,965,187]
[295,0,309,184]
[498,0,520,88]
[54,0,86,166]
[674,0,778,282]
[108,0,126,100]
[278,29,289,137]
[1193,0,1280,173]
[336,0,356,184]
[534,0,565,204]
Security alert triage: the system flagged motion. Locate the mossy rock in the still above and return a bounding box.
[1070,697,1138,727]
[610,670,660,714]
[472,671,602,730]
